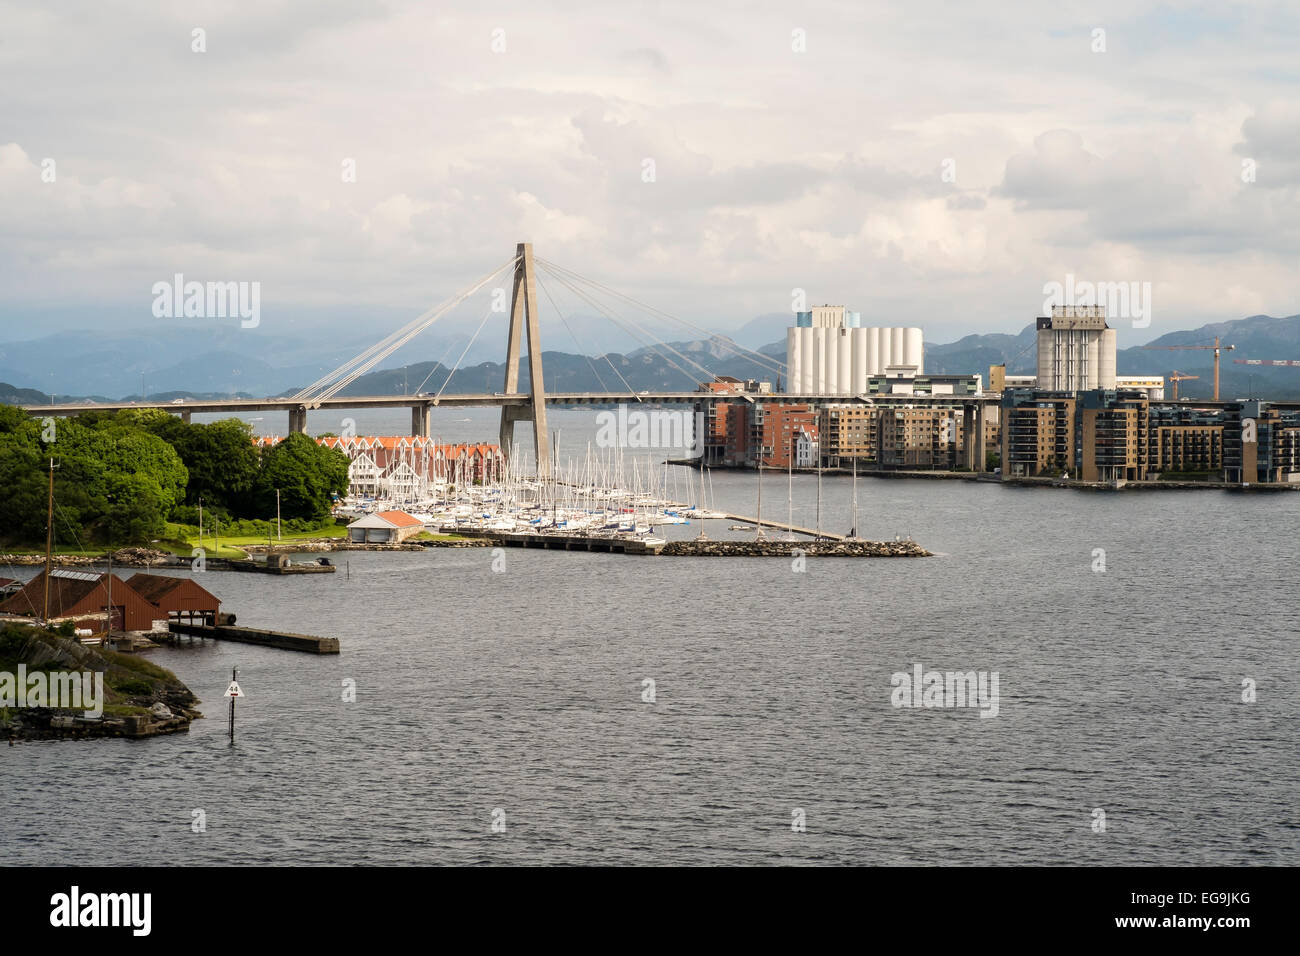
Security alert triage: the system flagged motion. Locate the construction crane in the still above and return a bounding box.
[1141,336,1234,400]
[1167,370,1198,400]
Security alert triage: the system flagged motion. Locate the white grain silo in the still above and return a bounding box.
[852,329,868,392]
[904,328,924,373]
[837,329,852,394]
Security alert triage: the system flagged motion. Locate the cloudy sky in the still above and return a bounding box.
[1,0,1297,352]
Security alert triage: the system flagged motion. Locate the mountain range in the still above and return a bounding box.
[3,314,1300,403]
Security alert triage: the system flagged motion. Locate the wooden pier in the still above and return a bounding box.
[167,622,340,654]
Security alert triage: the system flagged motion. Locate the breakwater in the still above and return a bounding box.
[167,622,340,654]
[661,539,930,557]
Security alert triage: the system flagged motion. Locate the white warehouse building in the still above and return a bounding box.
[786,305,924,394]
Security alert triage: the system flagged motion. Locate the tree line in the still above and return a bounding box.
[0,406,349,546]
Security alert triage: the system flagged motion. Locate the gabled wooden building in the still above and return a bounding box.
[126,573,221,626]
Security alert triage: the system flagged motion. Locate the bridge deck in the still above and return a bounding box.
[25,392,1000,417]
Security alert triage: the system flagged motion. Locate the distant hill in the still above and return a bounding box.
[920,314,1300,400]
[5,313,1300,403]
[0,382,52,404]
[320,339,786,398]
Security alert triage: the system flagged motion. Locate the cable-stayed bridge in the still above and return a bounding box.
[24,242,999,474]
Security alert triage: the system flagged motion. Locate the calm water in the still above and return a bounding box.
[2,408,1298,865]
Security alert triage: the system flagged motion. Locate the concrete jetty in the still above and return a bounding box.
[662,539,930,557]
[167,622,340,654]
[720,513,847,541]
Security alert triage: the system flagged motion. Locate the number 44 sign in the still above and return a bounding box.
[223,681,244,698]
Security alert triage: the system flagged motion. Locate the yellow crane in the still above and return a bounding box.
[1167,370,1198,400]
[1141,336,1234,400]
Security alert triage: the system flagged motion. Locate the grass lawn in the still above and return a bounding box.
[164,522,349,558]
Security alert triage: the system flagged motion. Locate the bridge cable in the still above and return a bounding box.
[434,299,497,400]
[293,255,520,407]
[537,265,714,388]
[535,272,624,396]
[292,254,516,403]
[311,256,519,406]
[539,256,788,378]
[536,257,788,378]
[536,263,718,385]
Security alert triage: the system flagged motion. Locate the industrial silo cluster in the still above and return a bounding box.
[786,307,924,394]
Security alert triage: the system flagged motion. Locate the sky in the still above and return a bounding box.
[1,0,1298,354]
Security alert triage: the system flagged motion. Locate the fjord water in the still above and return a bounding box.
[2,409,1297,865]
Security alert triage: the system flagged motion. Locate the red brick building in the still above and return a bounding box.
[699,400,819,468]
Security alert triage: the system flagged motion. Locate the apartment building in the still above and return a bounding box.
[1003,390,1300,482]
[1002,393,1077,477]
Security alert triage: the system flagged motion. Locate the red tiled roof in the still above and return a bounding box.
[374,510,424,528]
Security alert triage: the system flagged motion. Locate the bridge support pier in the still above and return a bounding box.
[179,410,192,424]
[962,404,977,470]
[411,404,430,438]
[974,402,987,472]
[498,242,551,477]
[289,407,308,435]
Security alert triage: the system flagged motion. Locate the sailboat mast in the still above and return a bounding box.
[787,433,793,542]
[43,456,54,621]
[815,449,822,541]
[851,455,858,539]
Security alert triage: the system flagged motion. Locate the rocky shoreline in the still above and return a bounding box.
[0,547,179,567]
[2,626,200,743]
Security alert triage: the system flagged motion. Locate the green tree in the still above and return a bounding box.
[136,413,260,516]
[256,433,349,521]
[0,408,188,545]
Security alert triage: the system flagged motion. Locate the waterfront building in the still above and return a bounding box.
[794,427,819,468]
[1223,401,1300,483]
[699,401,819,468]
[786,305,924,394]
[1036,306,1117,391]
[876,407,958,469]
[819,405,877,466]
[0,570,161,632]
[126,574,221,627]
[816,404,997,471]
[749,403,820,468]
[255,436,504,498]
[991,364,1163,400]
[697,375,772,395]
[1001,390,1300,482]
[1001,392,1078,477]
[346,510,426,544]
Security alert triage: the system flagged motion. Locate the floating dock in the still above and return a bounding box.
[167,622,340,654]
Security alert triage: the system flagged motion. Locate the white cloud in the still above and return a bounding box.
[0,0,1297,345]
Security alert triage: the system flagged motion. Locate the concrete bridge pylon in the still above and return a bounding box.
[498,242,551,477]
